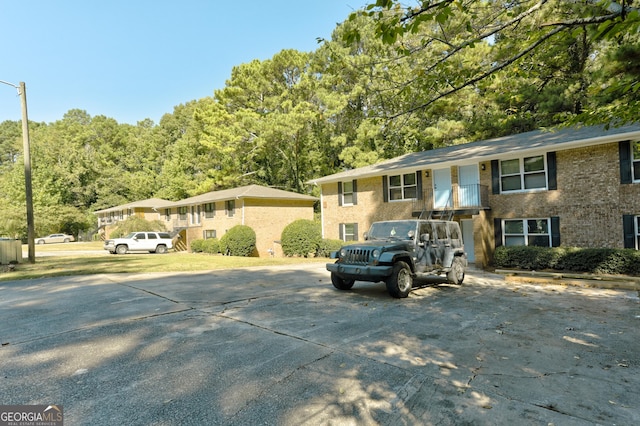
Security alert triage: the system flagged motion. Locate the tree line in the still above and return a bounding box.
[1,0,638,238]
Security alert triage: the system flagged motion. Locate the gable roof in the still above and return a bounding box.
[170,184,317,207]
[309,123,640,185]
[94,198,174,214]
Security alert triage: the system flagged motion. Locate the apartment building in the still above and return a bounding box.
[309,123,640,268]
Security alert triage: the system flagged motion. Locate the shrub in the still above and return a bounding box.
[316,238,345,258]
[494,246,640,275]
[190,238,220,254]
[219,225,256,257]
[281,219,322,257]
[110,216,166,238]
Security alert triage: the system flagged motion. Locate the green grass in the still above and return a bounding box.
[0,242,328,281]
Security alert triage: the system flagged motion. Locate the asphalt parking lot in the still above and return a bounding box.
[1,264,638,425]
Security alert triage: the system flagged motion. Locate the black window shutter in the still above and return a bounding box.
[620,141,632,184]
[491,160,500,194]
[352,180,358,205]
[494,218,502,247]
[547,152,557,190]
[551,216,561,247]
[623,215,635,248]
[416,170,423,200]
[337,182,343,206]
[339,224,344,241]
[354,223,359,241]
[382,175,389,202]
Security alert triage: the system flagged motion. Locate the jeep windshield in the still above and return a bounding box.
[367,221,416,241]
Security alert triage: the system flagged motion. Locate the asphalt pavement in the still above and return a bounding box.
[1,264,638,425]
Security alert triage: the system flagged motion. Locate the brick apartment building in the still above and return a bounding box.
[309,123,640,268]
[95,185,317,256]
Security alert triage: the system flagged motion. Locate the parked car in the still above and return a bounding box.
[104,231,173,254]
[327,219,467,298]
[36,233,75,244]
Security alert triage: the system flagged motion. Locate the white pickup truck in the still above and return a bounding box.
[104,231,173,254]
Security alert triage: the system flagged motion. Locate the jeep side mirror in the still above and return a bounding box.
[363,232,369,241]
[420,233,430,242]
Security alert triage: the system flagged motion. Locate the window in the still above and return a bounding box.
[389,172,417,201]
[636,216,640,249]
[633,141,640,181]
[164,208,171,221]
[191,205,201,225]
[226,200,235,217]
[134,233,146,240]
[503,218,551,247]
[178,206,187,220]
[204,202,215,218]
[339,223,358,241]
[341,181,354,205]
[500,155,546,192]
[203,230,216,239]
[148,233,157,239]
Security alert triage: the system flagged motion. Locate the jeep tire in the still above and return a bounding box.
[386,261,412,298]
[447,257,465,285]
[331,273,355,290]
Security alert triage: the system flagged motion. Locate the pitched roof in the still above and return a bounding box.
[93,198,174,214]
[170,184,317,207]
[309,123,640,185]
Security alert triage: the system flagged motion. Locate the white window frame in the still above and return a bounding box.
[341,223,357,241]
[632,140,640,182]
[204,202,215,218]
[388,172,418,201]
[500,155,547,193]
[341,181,354,206]
[164,208,171,221]
[203,229,216,239]
[502,218,552,247]
[635,216,640,250]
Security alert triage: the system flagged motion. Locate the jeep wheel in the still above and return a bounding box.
[386,261,412,298]
[447,257,465,284]
[155,244,167,254]
[115,245,128,255]
[331,273,355,290]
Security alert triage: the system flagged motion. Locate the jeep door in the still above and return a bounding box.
[415,222,433,273]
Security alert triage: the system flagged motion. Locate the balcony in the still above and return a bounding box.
[412,184,490,218]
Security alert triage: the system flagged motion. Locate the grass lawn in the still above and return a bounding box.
[0,241,329,281]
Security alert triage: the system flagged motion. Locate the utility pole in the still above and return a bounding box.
[1,80,35,263]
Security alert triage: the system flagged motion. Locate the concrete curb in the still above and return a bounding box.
[495,268,640,291]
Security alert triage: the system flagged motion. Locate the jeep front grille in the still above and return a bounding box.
[342,248,372,265]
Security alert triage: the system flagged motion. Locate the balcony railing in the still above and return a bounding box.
[412,184,489,215]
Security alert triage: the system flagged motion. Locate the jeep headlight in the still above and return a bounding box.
[372,249,380,259]
[339,248,347,258]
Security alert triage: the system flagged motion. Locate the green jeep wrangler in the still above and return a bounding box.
[327,219,467,298]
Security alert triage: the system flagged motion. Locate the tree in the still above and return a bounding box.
[344,0,640,125]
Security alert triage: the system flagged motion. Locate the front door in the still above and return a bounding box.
[461,219,475,263]
[433,168,452,208]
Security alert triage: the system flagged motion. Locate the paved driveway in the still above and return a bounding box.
[1,264,638,425]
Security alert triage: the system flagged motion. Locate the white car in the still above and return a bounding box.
[36,233,75,244]
[104,231,173,254]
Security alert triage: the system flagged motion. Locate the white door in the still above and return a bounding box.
[458,165,480,207]
[461,219,475,263]
[433,168,452,208]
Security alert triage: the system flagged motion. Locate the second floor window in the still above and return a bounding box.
[178,206,187,220]
[633,141,640,181]
[389,172,417,201]
[342,181,354,205]
[204,202,215,218]
[164,208,171,221]
[500,155,546,192]
[226,200,235,217]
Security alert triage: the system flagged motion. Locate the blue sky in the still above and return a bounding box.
[0,1,363,125]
